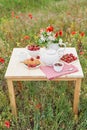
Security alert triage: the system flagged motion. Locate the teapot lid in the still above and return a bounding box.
[46,49,56,55]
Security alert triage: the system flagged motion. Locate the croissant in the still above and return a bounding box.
[22,59,30,65]
[22,58,40,66]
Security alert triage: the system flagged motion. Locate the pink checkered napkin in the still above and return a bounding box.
[40,64,78,80]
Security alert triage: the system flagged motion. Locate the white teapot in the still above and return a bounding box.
[40,49,60,66]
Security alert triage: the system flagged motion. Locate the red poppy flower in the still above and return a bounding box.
[59,30,63,36]
[28,13,33,19]
[24,35,30,40]
[46,26,54,32]
[15,16,19,19]
[55,32,59,38]
[0,58,5,63]
[71,31,77,35]
[80,32,85,37]
[35,103,42,109]
[5,121,10,128]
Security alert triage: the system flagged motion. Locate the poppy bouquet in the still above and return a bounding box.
[38,25,63,47]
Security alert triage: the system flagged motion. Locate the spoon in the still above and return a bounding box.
[68,68,73,71]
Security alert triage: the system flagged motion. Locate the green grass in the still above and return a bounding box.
[0,0,87,129]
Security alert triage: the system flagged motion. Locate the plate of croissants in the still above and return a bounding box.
[22,56,41,69]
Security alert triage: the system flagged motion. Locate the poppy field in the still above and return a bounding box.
[0,0,87,129]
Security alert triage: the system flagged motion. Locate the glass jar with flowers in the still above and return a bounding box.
[37,25,66,51]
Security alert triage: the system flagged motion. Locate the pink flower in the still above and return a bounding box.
[11,11,15,18]
[0,57,5,63]
[5,121,10,128]
[79,51,84,55]
[40,28,45,33]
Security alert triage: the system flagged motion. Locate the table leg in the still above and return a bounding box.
[7,79,17,117]
[73,78,81,115]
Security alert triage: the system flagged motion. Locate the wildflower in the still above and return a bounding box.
[35,103,42,109]
[46,25,54,32]
[0,58,5,63]
[4,121,10,128]
[15,16,19,19]
[59,30,63,36]
[79,51,84,55]
[71,31,77,35]
[67,12,71,15]
[40,28,45,33]
[28,13,33,19]
[11,11,15,18]
[24,35,30,40]
[80,32,85,37]
[55,32,59,38]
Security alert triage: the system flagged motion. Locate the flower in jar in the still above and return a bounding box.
[38,25,63,46]
[46,25,54,32]
[59,30,63,36]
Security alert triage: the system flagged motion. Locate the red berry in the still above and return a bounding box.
[28,64,31,67]
[36,56,40,59]
[31,64,36,67]
[30,57,34,61]
[28,45,40,51]
[61,53,77,63]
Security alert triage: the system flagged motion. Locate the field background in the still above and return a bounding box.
[0,0,87,129]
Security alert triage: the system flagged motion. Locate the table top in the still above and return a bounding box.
[5,47,84,80]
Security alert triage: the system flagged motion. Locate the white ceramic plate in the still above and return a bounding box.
[24,63,41,69]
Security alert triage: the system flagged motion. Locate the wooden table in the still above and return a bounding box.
[5,47,84,117]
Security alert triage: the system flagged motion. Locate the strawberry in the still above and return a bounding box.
[28,45,40,51]
[36,56,40,59]
[30,57,34,61]
[61,53,77,63]
[31,64,36,67]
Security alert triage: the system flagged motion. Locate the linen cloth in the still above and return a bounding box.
[40,64,78,80]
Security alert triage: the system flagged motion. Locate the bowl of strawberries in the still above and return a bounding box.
[27,44,40,57]
[60,53,77,64]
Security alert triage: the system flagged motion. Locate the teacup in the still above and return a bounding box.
[53,61,64,72]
